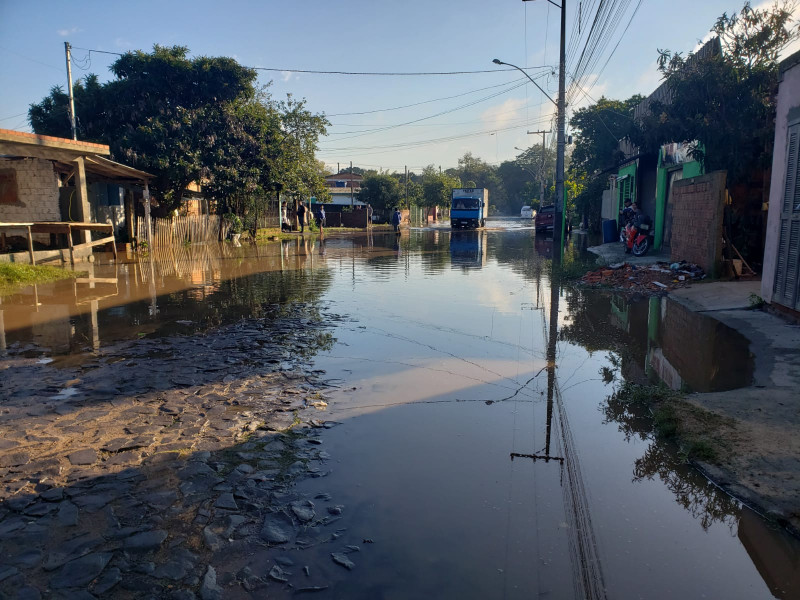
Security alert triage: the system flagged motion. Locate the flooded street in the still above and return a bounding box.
[1,221,798,599]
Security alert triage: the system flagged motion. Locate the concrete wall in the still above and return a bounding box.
[670,171,727,277]
[762,51,800,305]
[0,157,60,223]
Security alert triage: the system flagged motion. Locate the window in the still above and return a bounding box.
[452,198,479,209]
[0,169,18,205]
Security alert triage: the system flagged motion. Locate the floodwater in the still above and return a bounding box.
[1,220,798,599]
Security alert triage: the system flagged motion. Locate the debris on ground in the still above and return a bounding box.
[580,260,706,293]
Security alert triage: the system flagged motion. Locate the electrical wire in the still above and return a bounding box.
[69,46,553,77]
[325,75,545,116]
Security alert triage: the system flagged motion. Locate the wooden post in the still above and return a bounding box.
[143,182,152,247]
[125,188,135,243]
[73,157,92,244]
[26,226,36,265]
[67,227,74,265]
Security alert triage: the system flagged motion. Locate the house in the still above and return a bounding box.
[325,172,363,189]
[323,172,364,206]
[609,39,720,252]
[761,49,800,315]
[0,129,151,251]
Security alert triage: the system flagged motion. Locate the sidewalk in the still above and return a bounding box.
[587,241,665,267]
[668,280,800,533]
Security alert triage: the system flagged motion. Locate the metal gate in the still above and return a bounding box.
[773,122,800,310]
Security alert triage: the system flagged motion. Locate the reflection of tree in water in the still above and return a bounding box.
[603,390,739,532]
[105,266,335,340]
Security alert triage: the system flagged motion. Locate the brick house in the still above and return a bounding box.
[0,129,151,247]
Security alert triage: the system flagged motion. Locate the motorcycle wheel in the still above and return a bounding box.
[632,238,649,256]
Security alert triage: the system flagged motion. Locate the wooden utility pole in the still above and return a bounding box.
[350,161,354,207]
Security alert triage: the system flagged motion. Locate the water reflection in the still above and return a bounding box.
[0,242,334,358]
[449,230,487,270]
[561,289,753,392]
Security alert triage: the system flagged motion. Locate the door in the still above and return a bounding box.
[662,169,683,252]
[773,122,800,311]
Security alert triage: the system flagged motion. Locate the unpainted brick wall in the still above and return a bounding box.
[669,171,727,277]
[0,158,61,231]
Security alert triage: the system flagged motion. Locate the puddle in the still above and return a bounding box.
[563,289,754,392]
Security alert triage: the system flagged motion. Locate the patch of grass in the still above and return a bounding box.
[0,263,82,295]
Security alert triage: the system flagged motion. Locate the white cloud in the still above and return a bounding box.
[114,37,132,48]
[57,26,81,37]
[480,97,528,130]
[281,71,293,82]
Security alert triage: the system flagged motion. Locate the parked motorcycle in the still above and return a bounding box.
[630,216,654,256]
[621,215,654,256]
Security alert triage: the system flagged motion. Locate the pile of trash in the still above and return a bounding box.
[580,261,706,293]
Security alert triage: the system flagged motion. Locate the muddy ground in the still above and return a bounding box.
[0,303,363,598]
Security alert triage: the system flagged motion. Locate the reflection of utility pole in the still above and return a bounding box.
[528,130,551,205]
[545,266,560,457]
[510,266,564,465]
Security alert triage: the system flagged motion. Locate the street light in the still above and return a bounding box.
[495,0,566,262]
[492,59,556,106]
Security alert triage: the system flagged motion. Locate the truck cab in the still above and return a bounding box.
[451,188,489,229]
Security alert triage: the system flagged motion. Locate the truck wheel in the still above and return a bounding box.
[480,219,485,228]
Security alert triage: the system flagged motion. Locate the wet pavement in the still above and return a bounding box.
[0,222,798,599]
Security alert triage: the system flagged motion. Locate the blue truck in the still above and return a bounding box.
[450,188,489,229]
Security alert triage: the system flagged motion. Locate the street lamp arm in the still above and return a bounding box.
[492,59,556,106]
[522,0,561,8]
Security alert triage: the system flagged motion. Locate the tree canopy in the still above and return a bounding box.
[634,0,800,183]
[357,173,403,213]
[28,45,330,215]
[421,166,461,209]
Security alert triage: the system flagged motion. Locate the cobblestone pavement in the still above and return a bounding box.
[0,303,363,599]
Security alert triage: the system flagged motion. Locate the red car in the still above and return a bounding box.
[535,205,555,232]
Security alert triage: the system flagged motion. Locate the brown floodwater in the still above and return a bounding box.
[1,222,797,599]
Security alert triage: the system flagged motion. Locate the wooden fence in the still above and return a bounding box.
[136,215,222,247]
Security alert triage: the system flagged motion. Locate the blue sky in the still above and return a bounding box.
[1,0,798,174]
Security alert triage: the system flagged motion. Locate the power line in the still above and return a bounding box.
[69,46,554,77]
[324,79,533,142]
[320,113,556,154]
[325,71,550,117]
[0,45,63,72]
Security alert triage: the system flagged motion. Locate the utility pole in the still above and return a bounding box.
[350,161,354,207]
[528,130,551,206]
[64,42,77,140]
[405,165,408,208]
[554,0,567,263]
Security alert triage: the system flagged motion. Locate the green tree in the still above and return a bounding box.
[358,173,403,212]
[422,165,460,212]
[635,0,800,183]
[499,144,557,211]
[28,45,329,216]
